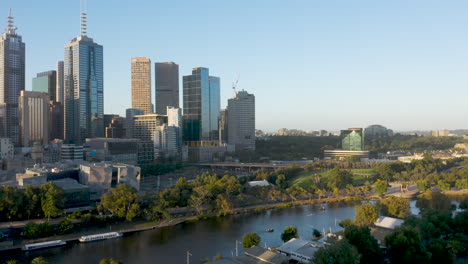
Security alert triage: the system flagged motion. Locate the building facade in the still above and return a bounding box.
[32,71,56,102]
[131,57,152,114]
[49,101,64,140]
[19,91,49,147]
[227,90,255,150]
[56,61,64,103]
[0,11,25,145]
[341,128,364,151]
[219,109,228,143]
[155,62,179,115]
[153,125,181,159]
[125,108,144,138]
[133,114,167,142]
[183,67,220,142]
[64,32,104,144]
[105,117,125,138]
[0,138,14,160]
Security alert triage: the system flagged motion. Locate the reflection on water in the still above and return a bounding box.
[0,199,426,264]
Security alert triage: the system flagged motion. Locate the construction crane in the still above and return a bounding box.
[232,74,240,97]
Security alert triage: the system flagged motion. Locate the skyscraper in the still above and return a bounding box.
[227,90,255,150]
[64,10,104,144]
[183,67,220,142]
[19,91,49,147]
[56,61,64,103]
[131,57,152,114]
[0,10,25,145]
[32,71,56,102]
[155,62,179,115]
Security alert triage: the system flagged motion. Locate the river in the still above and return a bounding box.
[1,200,421,264]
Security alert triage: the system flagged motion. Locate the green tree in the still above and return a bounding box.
[99,184,140,221]
[344,225,383,264]
[416,192,452,215]
[215,194,233,216]
[242,232,260,248]
[281,226,298,242]
[354,203,378,226]
[275,174,288,190]
[385,227,430,264]
[374,179,387,197]
[31,257,48,264]
[312,239,361,264]
[427,239,455,264]
[455,179,468,189]
[377,196,410,218]
[24,185,42,219]
[56,219,74,235]
[6,260,19,264]
[40,182,65,220]
[416,180,430,192]
[326,168,353,190]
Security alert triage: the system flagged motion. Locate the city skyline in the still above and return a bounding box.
[6,1,468,131]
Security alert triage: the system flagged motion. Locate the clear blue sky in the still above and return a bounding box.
[5,0,468,132]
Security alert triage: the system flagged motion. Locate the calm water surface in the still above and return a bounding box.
[2,200,423,264]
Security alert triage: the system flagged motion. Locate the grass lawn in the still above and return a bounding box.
[290,169,376,188]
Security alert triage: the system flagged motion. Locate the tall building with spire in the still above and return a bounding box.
[0,10,25,146]
[131,57,152,114]
[64,8,104,144]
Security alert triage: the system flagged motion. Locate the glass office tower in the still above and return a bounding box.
[0,11,25,145]
[64,35,104,144]
[183,67,220,142]
[32,71,56,102]
[341,128,364,151]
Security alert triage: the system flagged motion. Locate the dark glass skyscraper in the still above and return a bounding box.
[64,13,104,144]
[183,67,220,142]
[155,62,179,115]
[0,10,25,145]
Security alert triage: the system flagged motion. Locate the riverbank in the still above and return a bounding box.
[0,194,372,252]
[2,187,466,253]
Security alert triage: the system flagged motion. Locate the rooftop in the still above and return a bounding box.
[374,216,404,230]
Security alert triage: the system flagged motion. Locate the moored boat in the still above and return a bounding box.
[79,232,122,243]
[22,240,66,251]
[266,228,274,232]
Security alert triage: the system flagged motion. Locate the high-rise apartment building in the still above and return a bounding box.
[227,90,255,150]
[341,128,364,151]
[131,57,152,115]
[64,11,104,145]
[183,67,220,142]
[56,61,64,103]
[155,62,179,115]
[19,91,49,147]
[0,11,25,145]
[32,71,56,102]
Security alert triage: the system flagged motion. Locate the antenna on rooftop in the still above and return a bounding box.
[80,0,88,36]
[6,8,16,34]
